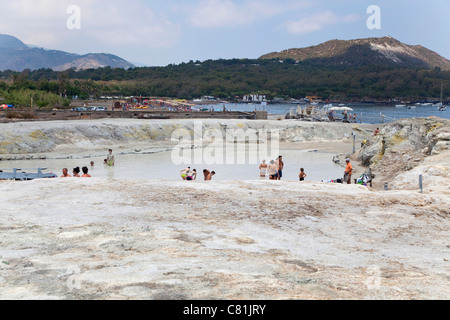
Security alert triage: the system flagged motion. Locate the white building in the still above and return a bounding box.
[243,95,267,102]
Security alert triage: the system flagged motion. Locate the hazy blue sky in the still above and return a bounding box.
[0,0,449,66]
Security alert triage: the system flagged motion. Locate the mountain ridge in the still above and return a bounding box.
[0,34,135,72]
[259,36,450,70]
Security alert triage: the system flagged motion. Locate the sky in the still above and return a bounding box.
[0,0,449,67]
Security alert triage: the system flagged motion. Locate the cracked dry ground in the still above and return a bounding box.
[0,179,449,300]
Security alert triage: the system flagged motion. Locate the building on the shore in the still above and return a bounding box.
[243,94,267,102]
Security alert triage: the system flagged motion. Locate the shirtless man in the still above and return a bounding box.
[61,168,72,178]
[203,169,215,181]
[276,156,284,180]
[299,168,307,181]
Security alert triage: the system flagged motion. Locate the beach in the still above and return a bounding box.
[0,117,449,300]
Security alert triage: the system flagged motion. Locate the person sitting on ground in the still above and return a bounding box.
[342,111,349,122]
[81,166,91,178]
[373,128,380,136]
[61,168,72,178]
[73,167,81,177]
[328,110,334,122]
[299,168,307,181]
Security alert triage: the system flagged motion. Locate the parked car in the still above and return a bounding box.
[73,107,87,111]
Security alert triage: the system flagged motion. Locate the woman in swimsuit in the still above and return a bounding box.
[268,160,278,180]
[180,167,190,180]
[73,167,81,177]
[259,160,268,179]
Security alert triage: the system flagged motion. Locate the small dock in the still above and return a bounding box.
[285,105,395,124]
[0,168,57,181]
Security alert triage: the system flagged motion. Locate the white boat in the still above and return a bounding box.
[395,105,406,108]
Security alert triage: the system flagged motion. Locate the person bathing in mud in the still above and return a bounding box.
[203,169,215,181]
[106,149,115,167]
[299,168,307,181]
[81,166,91,178]
[61,168,72,178]
[180,167,191,180]
[186,169,197,181]
[268,160,278,180]
[73,167,81,177]
[259,160,268,179]
[276,156,284,180]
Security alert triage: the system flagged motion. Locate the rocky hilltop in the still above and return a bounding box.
[260,36,450,70]
[0,34,135,72]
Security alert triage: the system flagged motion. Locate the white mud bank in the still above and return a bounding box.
[0,119,376,159]
[0,179,448,300]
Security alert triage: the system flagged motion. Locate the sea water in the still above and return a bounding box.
[216,103,450,123]
[0,148,345,182]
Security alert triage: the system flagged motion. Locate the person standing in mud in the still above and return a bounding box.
[299,168,307,181]
[268,160,278,180]
[276,156,284,180]
[181,167,191,180]
[259,160,268,179]
[106,149,115,167]
[203,170,215,181]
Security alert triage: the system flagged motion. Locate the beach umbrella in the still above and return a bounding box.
[329,106,353,111]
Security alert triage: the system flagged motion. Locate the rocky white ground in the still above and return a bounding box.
[0,178,448,300]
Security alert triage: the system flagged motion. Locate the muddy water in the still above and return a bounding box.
[0,148,345,182]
